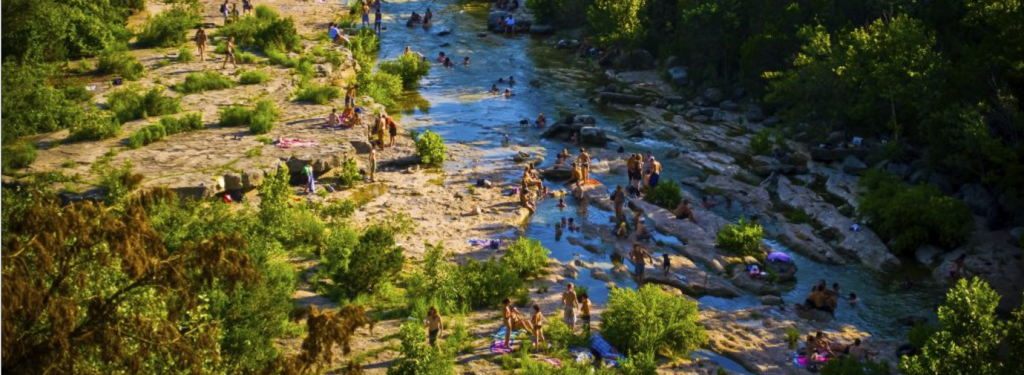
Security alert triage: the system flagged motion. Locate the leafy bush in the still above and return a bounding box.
[106,86,181,123]
[387,322,456,375]
[239,70,270,84]
[619,350,658,375]
[716,217,764,260]
[97,48,145,80]
[215,6,301,52]
[749,128,777,155]
[908,322,937,350]
[601,284,706,356]
[219,100,280,134]
[177,46,194,62]
[136,6,200,47]
[220,105,254,126]
[644,178,682,210]
[68,108,121,142]
[175,71,236,94]
[360,71,403,108]
[294,84,341,104]
[336,157,362,188]
[323,225,405,298]
[900,277,1024,375]
[378,54,431,89]
[265,47,299,67]
[2,62,95,140]
[416,130,447,167]
[858,170,973,255]
[822,356,891,375]
[501,237,551,278]
[2,141,37,172]
[128,113,203,148]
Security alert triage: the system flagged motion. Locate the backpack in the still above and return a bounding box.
[220,3,228,13]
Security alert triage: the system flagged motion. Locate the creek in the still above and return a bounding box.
[378,0,941,354]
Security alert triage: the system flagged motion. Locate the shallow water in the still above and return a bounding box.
[377,0,942,342]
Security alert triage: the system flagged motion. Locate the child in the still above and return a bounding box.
[662,253,671,274]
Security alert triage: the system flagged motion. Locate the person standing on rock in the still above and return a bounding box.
[562,283,580,332]
[242,0,253,17]
[612,185,627,222]
[368,148,377,182]
[345,85,359,109]
[303,164,315,193]
[531,304,546,349]
[221,36,237,69]
[630,243,653,285]
[374,7,383,33]
[193,28,208,62]
[361,2,371,28]
[578,148,591,184]
[386,115,399,147]
[579,292,592,331]
[648,156,662,188]
[220,0,230,24]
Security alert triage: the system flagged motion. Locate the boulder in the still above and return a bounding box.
[761,295,784,306]
[667,66,688,85]
[841,155,867,174]
[614,49,655,71]
[914,245,942,266]
[436,27,452,36]
[223,173,244,190]
[350,140,373,154]
[579,127,608,146]
[573,114,597,125]
[540,165,574,180]
[562,264,578,279]
[702,88,724,104]
[315,63,333,77]
[1011,227,1023,245]
[745,105,765,122]
[719,100,740,111]
[958,183,995,216]
[241,169,264,189]
[664,56,679,69]
[765,259,798,282]
[763,116,781,127]
[598,92,644,105]
[810,147,869,162]
[529,24,555,35]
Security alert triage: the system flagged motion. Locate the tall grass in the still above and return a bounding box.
[127,113,204,149]
[174,71,236,94]
[106,86,181,123]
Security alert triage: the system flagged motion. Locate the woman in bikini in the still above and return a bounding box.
[531,304,546,349]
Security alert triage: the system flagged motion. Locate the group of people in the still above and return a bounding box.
[497,283,593,350]
[804,331,878,365]
[360,1,385,32]
[804,280,857,317]
[519,164,545,213]
[220,0,255,24]
[626,153,661,192]
[490,76,515,98]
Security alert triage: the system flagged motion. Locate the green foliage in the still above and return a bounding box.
[405,244,527,312]
[360,71,403,108]
[749,128,781,155]
[128,113,204,149]
[619,350,658,375]
[95,159,142,205]
[2,0,136,62]
[908,322,937,350]
[219,100,280,134]
[858,170,973,254]
[501,237,551,278]
[601,284,706,356]
[177,46,194,62]
[265,47,298,67]
[644,178,682,210]
[336,157,362,188]
[821,356,891,375]
[322,225,405,298]
[387,322,456,375]
[378,54,431,89]
[2,141,37,172]
[136,6,200,47]
[1,63,97,141]
[527,0,591,27]
[294,84,341,104]
[235,51,257,64]
[716,217,764,260]
[67,108,121,142]
[106,85,181,123]
[215,6,301,52]
[174,71,236,94]
[416,130,447,167]
[899,277,1019,375]
[587,0,648,47]
[239,69,270,84]
[97,48,145,80]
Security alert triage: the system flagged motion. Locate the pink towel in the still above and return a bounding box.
[490,340,513,354]
[276,138,319,148]
[540,357,562,368]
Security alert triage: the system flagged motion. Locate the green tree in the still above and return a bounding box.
[601,284,705,356]
[899,277,1009,375]
[501,237,551,278]
[587,0,648,47]
[416,130,447,167]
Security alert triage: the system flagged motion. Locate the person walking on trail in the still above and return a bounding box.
[630,243,653,285]
[374,7,383,33]
[194,28,208,62]
[368,148,377,182]
[222,36,238,69]
[303,164,315,193]
[361,2,371,28]
[242,0,253,17]
[562,283,580,332]
[426,306,444,347]
[612,184,627,222]
[578,147,592,184]
[375,114,388,149]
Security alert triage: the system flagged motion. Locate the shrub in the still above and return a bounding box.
[716,217,764,260]
[749,128,777,155]
[68,109,121,142]
[177,47,194,62]
[336,157,362,188]
[97,48,145,80]
[235,51,258,64]
[2,141,37,172]
[294,84,341,104]
[175,71,236,94]
[378,54,431,88]
[602,284,705,356]
[265,47,299,67]
[387,322,456,375]
[452,258,527,310]
[136,6,200,47]
[858,170,973,255]
[360,71,403,108]
[908,322,937,350]
[501,237,551,278]
[106,86,181,123]
[216,6,301,52]
[239,70,270,84]
[220,105,254,126]
[619,350,658,375]
[2,62,94,140]
[128,113,204,148]
[644,178,682,210]
[821,356,891,375]
[416,130,447,167]
[219,100,279,134]
[325,225,405,298]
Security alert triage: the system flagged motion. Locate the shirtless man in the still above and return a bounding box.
[502,298,515,347]
[536,113,546,128]
[579,293,592,331]
[426,306,444,347]
[361,2,371,28]
[345,85,359,109]
[385,115,399,147]
[221,36,237,69]
[194,28,208,62]
[569,162,583,187]
[674,200,697,223]
[612,185,627,221]
[578,148,591,184]
[844,338,877,360]
[531,304,546,349]
[327,108,340,128]
[630,243,653,285]
[646,156,662,188]
[562,283,580,332]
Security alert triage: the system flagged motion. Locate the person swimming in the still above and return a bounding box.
[464,56,470,66]
[509,75,515,85]
[557,198,566,208]
[503,88,512,98]
[490,84,500,94]
[437,51,446,62]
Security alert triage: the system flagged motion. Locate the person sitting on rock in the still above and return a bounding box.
[568,162,583,187]
[326,107,341,128]
[634,217,652,242]
[674,200,698,223]
[844,338,878,360]
[615,222,628,239]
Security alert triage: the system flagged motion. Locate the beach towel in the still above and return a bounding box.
[768,251,792,263]
[468,238,501,248]
[540,357,562,368]
[276,138,319,148]
[492,326,528,341]
[570,348,594,364]
[793,351,828,370]
[490,340,514,354]
[590,334,622,360]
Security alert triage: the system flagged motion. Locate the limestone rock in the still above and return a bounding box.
[719,100,739,111]
[958,183,995,216]
[667,66,688,85]
[579,127,608,146]
[841,155,867,174]
[702,88,724,104]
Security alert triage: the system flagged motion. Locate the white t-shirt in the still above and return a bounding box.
[506,17,515,26]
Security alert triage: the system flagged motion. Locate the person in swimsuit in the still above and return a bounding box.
[557,198,566,208]
[424,8,433,25]
[562,283,580,332]
[508,75,516,86]
[242,0,253,16]
[231,3,240,22]
[554,223,563,241]
[531,304,546,349]
[662,253,671,275]
[612,185,627,221]
[579,293,592,331]
[503,88,512,98]
[221,36,237,69]
[345,85,359,109]
[490,84,499,94]
[647,156,662,188]
[220,0,230,24]
[374,7,383,33]
[464,56,470,66]
[630,243,653,285]
[502,298,514,347]
[634,217,652,242]
[577,148,592,184]
[327,107,340,128]
[361,3,371,28]
[674,200,697,223]
[194,28,208,62]
[536,113,546,128]
[385,115,399,147]
[426,306,443,347]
